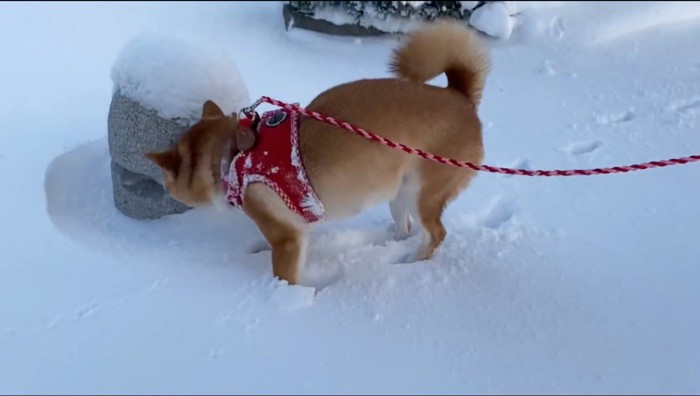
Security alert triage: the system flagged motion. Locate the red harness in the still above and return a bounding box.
[221,109,325,223]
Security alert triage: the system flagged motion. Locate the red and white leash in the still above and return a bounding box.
[241,96,700,177]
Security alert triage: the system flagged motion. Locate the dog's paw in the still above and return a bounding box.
[246,239,270,254]
[387,222,413,241]
[394,225,412,241]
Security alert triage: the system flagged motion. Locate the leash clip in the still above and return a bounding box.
[239,97,264,123]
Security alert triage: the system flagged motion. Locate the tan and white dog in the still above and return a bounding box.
[146,20,491,285]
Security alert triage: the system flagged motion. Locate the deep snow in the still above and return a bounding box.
[1,1,699,394]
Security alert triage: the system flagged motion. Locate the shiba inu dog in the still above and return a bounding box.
[146,20,491,285]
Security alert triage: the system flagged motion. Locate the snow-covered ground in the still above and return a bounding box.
[1,1,700,393]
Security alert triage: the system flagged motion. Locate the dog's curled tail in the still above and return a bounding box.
[389,20,491,108]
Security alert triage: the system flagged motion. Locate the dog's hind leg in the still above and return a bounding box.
[415,163,478,261]
[389,173,420,241]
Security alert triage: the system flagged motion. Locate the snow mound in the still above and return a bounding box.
[586,2,700,45]
[110,35,251,125]
[470,2,514,40]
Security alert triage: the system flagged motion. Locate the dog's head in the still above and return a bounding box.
[145,100,256,207]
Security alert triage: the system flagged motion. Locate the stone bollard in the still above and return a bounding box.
[108,92,191,219]
[108,35,250,220]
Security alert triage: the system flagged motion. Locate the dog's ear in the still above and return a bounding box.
[234,125,257,152]
[145,150,181,181]
[202,100,224,119]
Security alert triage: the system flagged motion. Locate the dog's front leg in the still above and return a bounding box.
[268,230,308,285]
[242,183,309,285]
